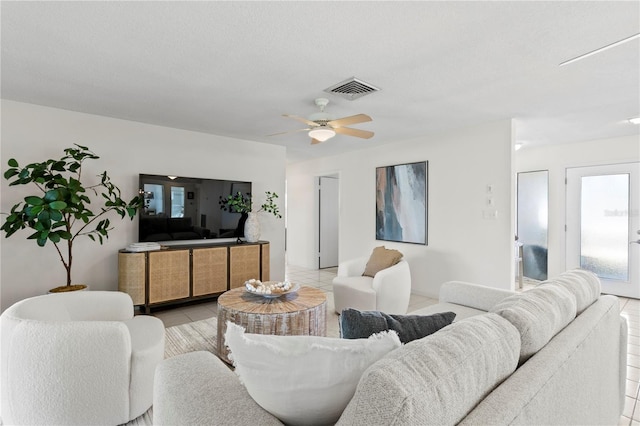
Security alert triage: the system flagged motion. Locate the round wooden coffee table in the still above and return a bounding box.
[216,286,327,364]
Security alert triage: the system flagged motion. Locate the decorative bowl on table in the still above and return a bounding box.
[244,279,300,298]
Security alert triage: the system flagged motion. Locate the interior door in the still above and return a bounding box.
[517,170,549,281]
[318,176,339,269]
[566,162,640,297]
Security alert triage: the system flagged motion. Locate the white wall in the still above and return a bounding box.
[515,134,639,278]
[0,100,286,311]
[287,120,515,298]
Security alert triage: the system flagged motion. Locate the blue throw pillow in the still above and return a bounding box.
[340,308,456,344]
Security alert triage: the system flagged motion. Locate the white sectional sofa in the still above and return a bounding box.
[154,269,627,425]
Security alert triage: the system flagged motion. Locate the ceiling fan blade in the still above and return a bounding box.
[311,138,323,145]
[267,128,311,137]
[328,114,372,128]
[283,114,318,127]
[333,126,374,139]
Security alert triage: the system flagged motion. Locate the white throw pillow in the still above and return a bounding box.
[224,321,401,426]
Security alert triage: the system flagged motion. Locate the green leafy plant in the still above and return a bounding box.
[1,144,143,289]
[219,190,282,218]
[219,191,251,214]
[258,191,282,218]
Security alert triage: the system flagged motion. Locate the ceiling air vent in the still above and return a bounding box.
[324,77,380,101]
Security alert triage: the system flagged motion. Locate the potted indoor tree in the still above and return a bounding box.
[219,190,281,242]
[1,144,142,292]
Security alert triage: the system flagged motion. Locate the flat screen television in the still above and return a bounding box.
[138,174,252,242]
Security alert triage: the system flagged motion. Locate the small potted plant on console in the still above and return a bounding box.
[219,190,281,243]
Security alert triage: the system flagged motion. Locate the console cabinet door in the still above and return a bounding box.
[148,250,190,303]
[192,247,228,296]
[118,252,146,305]
[229,245,261,288]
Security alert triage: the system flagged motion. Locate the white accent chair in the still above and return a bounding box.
[0,291,165,425]
[332,257,411,315]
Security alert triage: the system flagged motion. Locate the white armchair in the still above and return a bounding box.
[332,257,411,315]
[0,291,165,425]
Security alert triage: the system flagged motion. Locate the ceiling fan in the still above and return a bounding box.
[269,98,374,144]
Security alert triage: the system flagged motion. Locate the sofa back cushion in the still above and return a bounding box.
[490,285,577,364]
[337,313,520,425]
[542,269,601,315]
[439,281,514,311]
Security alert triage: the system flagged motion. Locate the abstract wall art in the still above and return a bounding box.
[375,161,427,245]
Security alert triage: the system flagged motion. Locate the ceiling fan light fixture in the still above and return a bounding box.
[308,127,336,142]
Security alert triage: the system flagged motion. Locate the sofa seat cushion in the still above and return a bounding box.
[490,285,577,364]
[410,302,486,321]
[339,308,455,343]
[224,322,401,426]
[337,313,520,425]
[154,351,282,426]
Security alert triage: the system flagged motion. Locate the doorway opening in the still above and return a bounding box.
[317,175,339,269]
[516,170,549,281]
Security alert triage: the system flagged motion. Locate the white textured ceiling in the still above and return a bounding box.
[2,1,639,162]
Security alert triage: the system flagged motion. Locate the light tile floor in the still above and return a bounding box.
[150,265,636,424]
[150,265,441,330]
